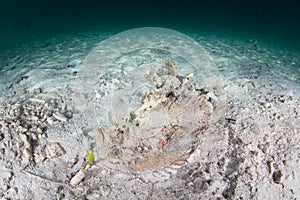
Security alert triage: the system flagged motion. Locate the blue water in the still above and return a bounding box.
[0,0,299,53]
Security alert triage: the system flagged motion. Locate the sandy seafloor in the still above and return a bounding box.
[0,28,300,199]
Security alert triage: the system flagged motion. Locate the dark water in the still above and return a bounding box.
[0,0,299,52]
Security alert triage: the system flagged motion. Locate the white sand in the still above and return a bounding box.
[0,28,299,199]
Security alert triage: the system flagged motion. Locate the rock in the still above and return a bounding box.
[63,110,73,119]
[267,161,274,174]
[70,170,85,186]
[264,102,272,109]
[32,87,43,95]
[53,112,68,122]
[186,148,201,165]
[29,98,45,104]
[273,170,283,184]
[36,127,43,134]
[37,133,45,139]
[30,115,39,124]
[46,117,55,125]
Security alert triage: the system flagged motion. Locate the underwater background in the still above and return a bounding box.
[1,1,300,199]
[0,0,299,52]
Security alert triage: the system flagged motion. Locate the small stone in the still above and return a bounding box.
[30,115,39,123]
[44,102,49,108]
[33,88,43,95]
[70,170,85,186]
[111,78,120,84]
[63,111,73,119]
[264,102,272,109]
[278,95,286,103]
[7,140,13,148]
[37,133,45,139]
[31,133,38,140]
[18,126,28,133]
[267,161,274,174]
[53,112,68,122]
[36,127,43,134]
[273,170,283,184]
[29,98,45,104]
[46,117,55,125]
